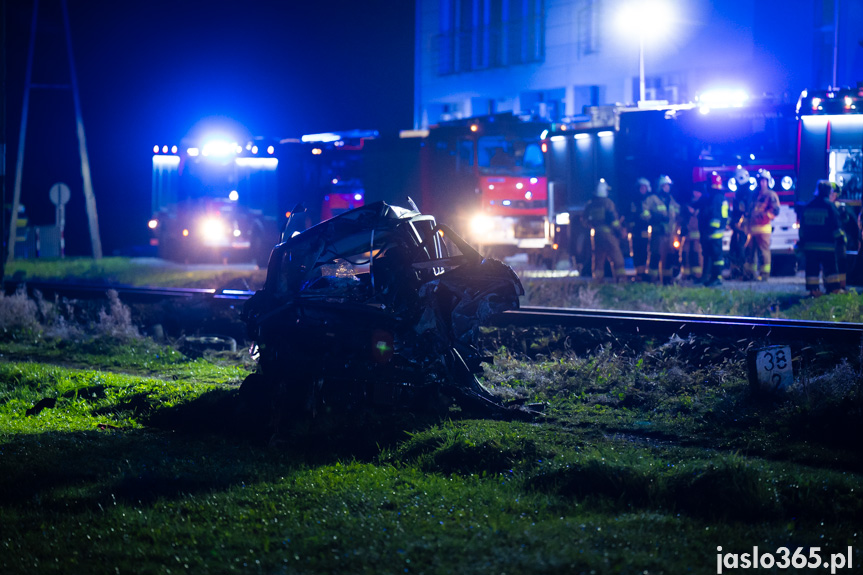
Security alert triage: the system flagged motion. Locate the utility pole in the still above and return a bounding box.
[6,0,102,263]
[1,0,7,280]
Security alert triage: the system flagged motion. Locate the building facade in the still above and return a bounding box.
[414,0,863,128]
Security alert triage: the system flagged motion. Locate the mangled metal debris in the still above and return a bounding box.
[240,201,533,423]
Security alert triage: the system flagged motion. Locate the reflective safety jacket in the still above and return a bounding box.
[747,188,780,234]
[731,188,753,231]
[627,194,650,236]
[799,195,846,252]
[696,190,729,240]
[585,196,622,235]
[681,203,700,240]
[641,192,680,236]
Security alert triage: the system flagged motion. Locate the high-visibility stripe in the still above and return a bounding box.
[826,274,843,283]
[803,245,837,252]
[750,225,771,234]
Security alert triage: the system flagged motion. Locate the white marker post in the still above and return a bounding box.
[747,345,793,394]
[49,183,71,258]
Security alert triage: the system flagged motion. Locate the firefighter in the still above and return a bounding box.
[799,180,846,296]
[585,178,625,282]
[728,167,751,279]
[743,168,781,281]
[679,188,703,282]
[626,177,652,280]
[643,175,680,284]
[828,183,853,290]
[695,172,729,287]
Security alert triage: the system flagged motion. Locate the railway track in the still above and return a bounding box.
[5,279,862,345]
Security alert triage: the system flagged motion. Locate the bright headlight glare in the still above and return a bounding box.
[148,219,159,229]
[781,176,793,190]
[728,179,737,192]
[470,214,493,236]
[200,217,226,241]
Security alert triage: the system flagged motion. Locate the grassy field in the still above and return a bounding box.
[2,271,862,575]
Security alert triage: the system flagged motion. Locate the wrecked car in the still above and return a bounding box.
[240,201,529,423]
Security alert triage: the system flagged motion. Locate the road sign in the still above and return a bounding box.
[49,183,71,206]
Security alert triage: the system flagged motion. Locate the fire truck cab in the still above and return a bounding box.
[149,137,284,265]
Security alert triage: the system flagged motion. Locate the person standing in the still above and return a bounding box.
[584,179,625,282]
[799,180,846,296]
[728,167,751,279]
[827,182,855,291]
[643,175,680,284]
[627,177,652,281]
[743,169,781,281]
[679,188,703,282]
[696,172,729,287]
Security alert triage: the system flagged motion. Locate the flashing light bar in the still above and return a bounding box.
[153,155,180,167]
[301,130,377,143]
[235,157,278,169]
[302,133,342,143]
[400,129,430,139]
[597,130,613,137]
[202,139,238,157]
[697,88,749,109]
[574,133,590,140]
[550,135,566,142]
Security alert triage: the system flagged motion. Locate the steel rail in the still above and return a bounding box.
[493,306,863,343]
[5,279,861,344]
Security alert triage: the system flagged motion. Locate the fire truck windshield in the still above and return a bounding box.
[477,136,545,176]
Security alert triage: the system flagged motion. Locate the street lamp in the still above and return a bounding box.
[618,1,674,105]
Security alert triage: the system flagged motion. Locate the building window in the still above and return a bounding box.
[438,0,456,75]
[578,0,600,57]
[437,0,544,75]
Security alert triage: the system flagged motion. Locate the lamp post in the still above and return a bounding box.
[639,31,646,104]
[618,1,673,106]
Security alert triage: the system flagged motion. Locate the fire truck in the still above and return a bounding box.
[299,130,379,222]
[544,95,801,274]
[796,84,863,204]
[149,135,302,265]
[796,83,863,263]
[394,114,554,263]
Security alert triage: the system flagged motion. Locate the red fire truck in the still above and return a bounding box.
[396,114,554,263]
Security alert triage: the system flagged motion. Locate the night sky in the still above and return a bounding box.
[4,0,415,256]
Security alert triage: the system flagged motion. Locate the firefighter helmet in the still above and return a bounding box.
[636,177,651,192]
[734,167,750,186]
[710,171,723,190]
[756,168,772,182]
[657,175,673,188]
[816,180,839,196]
[596,179,610,197]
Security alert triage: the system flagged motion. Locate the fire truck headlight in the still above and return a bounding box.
[233,229,242,237]
[470,214,493,236]
[781,176,794,191]
[200,217,226,242]
[148,219,158,230]
[229,190,239,201]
